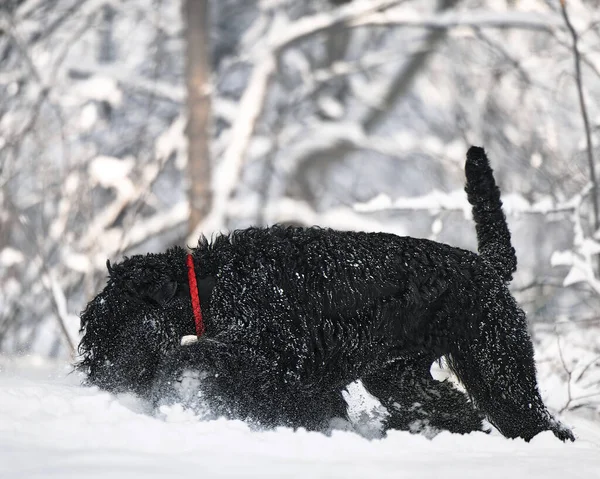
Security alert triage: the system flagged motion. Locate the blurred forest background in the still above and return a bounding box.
[0,0,599,419]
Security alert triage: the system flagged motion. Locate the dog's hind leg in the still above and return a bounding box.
[362,352,484,437]
[446,286,574,442]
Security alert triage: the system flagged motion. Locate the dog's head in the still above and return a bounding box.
[77,246,196,395]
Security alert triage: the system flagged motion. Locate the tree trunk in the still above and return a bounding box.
[184,0,212,236]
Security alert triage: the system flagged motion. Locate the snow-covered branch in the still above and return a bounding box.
[268,0,403,51]
[68,64,185,103]
[350,9,563,31]
[355,186,591,217]
[258,197,407,236]
[550,183,600,295]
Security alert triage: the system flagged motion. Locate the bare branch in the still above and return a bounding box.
[560,0,600,273]
[25,0,88,45]
[43,272,77,356]
[6,199,77,355]
[575,355,600,384]
[556,333,574,414]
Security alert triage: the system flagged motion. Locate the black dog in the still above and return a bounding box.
[78,147,573,442]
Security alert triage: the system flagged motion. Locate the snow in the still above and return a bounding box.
[0,247,25,267]
[1,356,600,479]
[73,76,123,106]
[89,156,135,190]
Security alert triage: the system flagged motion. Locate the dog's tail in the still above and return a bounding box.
[464,146,517,282]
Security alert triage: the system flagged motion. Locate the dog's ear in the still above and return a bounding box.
[146,279,178,307]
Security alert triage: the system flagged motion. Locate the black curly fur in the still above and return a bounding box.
[77,147,573,442]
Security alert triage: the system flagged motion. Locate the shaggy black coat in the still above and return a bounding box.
[78,147,574,442]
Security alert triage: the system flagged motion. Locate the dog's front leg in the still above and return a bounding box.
[151,337,350,430]
[151,338,260,417]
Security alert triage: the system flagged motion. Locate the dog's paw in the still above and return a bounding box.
[549,419,575,442]
[521,417,575,443]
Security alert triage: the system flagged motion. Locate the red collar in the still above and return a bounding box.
[186,254,205,337]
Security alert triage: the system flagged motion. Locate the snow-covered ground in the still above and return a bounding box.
[1,356,600,479]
